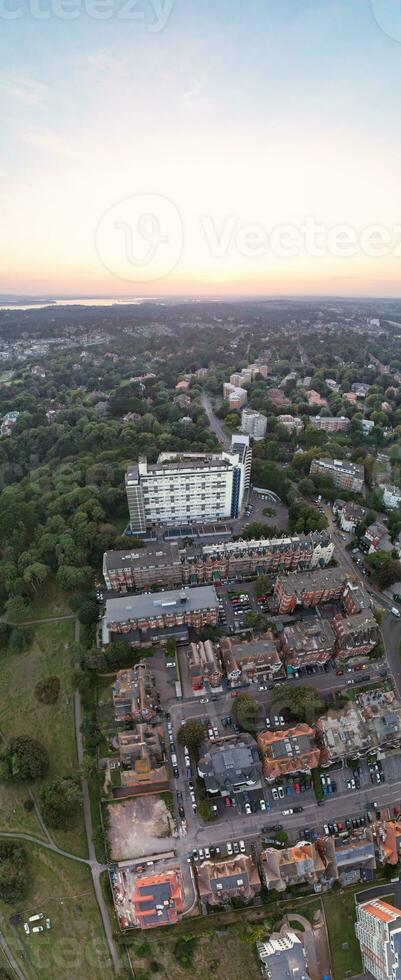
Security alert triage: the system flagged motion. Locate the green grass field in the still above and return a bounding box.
[0,619,87,857]
[323,891,362,980]
[0,843,113,980]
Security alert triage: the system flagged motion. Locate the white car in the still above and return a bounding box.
[273,715,279,726]
[198,848,204,860]
[323,823,330,835]
[245,802,251,814]
[226,842,233,855]
[165,661,176,668]
[24,923,30,935]
[272,787,279,800]
[279,715,285,727]
[260,799,266,811]
[282,809,294,816]
[265,717,271,727]
[45,918,51,930]
[239,840,246,853]
[32,926,44,934]
[204,847,210,859]
[213,727,219,738]
[199,697,209,703]
[278,786,284,799]
[208,729,215,740]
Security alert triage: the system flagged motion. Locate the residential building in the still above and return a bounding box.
[187,640,223,691]
[383,484,401,510]
[182,532,334,585]
[274,567,345,614]
[342,581,371,616]
[220,634,283,685]
[125,438,252,532]
[355,898,401,980]
[306,389,328,408]
[332,611,380,659]
[310,415,350,432]
[117,724,168,791]
[103,542,183,592]
[197,735,262,794]
[0,410,19,437]
[175,379,190,391]
[196,855,261,906]
[279,618,336,672]
[344,391,358,404]
[352,383,371,398]
[317,690,401,763]
[261,839,336,892]
[223,382,248,409]
[240,407,267,440]
[257,932,310,980]
[114,867,184,929]
[257,724,321,781]
[334,500,366,533]
[362,418,375,435]
[277,414,304,432]
[104,586,219,646]
[334,831,376,883]
[360,521,392,554]
[112,664,158,724]
[373,819,401,867]
[310,457,364,493]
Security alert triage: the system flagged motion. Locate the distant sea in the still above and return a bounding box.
[0,297,161,311]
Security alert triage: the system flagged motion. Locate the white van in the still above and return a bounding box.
[391,607,401,618]
[29,913,44,923]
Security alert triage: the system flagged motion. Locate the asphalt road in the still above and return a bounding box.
[200,392,231,450]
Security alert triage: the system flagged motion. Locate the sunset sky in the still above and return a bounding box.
[1,0,401,297]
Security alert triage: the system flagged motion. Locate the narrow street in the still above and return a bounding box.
[200,391,231,450]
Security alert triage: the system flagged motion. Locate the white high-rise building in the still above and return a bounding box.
[126,437,252,533]
[355,898,401,980]
[241,407,267,441]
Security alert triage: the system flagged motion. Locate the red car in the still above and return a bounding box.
[295,783,300,794]
[225,796,232,807]
[230,691,239,698]
[336,669,344,676]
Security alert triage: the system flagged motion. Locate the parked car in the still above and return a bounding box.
[245,802,251,815]
[278,785,284,799]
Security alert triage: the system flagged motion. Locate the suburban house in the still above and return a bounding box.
[219,634,283,686]
[112,664,159,724]
[261,839,336,892]
[257,932,310,980]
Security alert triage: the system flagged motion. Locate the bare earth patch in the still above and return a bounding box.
[106,794,176,860]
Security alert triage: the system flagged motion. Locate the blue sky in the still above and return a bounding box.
[1,0,401,295]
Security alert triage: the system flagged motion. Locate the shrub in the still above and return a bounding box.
[35,675,60,704]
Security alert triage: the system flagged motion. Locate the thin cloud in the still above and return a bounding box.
[19,126,83,160]
[80,51,128,77]
[0,75,48,104]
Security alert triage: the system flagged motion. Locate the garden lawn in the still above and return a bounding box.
[0,843,113,980]
[0,620,87,857]
[323,891,362,980]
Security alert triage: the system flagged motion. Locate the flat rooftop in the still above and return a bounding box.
[104,542,181,571]
[313,457,364,478]
[105,585,219,623]
[279,567,345,593]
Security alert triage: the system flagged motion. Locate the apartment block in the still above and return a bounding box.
[104,586,219,646]
[223,382,248,409]
[279,618,336,672]
[257,932,310,980]
[117,867,184,929]
[373,819,401,866]
[196,855,261,906]
[383,485,401,509]
[331,611,380,659]
[197,735,262,794]
[126,438,251,532]
[355,899,401,980]
[187,640,223,691]
[103,542,183,592]
[317,690,401,763]
[261,839,336,892]
[274,567,345,614]
[310,457,364,493]
[277,414,304,432]
[257,724,321,781]
[220,634,283,685]
[334,500,366,533]
[310,415,350,432]
[240,407,267,440]
[182,532,334,585]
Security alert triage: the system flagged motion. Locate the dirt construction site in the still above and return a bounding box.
[106,794,177,860]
